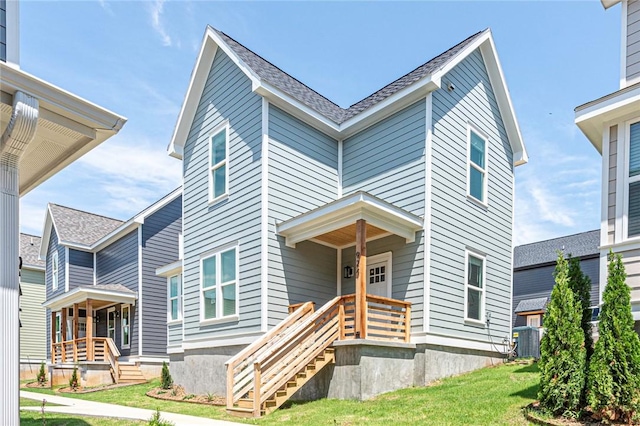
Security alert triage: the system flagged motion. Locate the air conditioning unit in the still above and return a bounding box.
[512,326,540,359]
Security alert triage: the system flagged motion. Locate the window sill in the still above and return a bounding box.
[167,319,183,326]
[208,193,229,207]
[199,315,239,327]
[466,195,488,210]
[121,345,131,350]
[464,318,486,327]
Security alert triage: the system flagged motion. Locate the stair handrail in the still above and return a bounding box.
[97,337,120,384]
[253,296,342,407]
[225,301,315,406]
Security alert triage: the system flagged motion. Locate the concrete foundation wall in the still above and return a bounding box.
[169,345,244,395]
[20,361,45,381]
[49,363,112,388]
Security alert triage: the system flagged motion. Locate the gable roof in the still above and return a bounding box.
[514,297,548,314]
[514,230,600,270]
[48,204,124,247]
[20,233,45,270]
[169,26,527,166]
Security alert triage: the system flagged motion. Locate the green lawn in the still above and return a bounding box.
[23,361,540,425]
[20,410,145,425]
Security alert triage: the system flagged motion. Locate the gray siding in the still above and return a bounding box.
[343,100,426,216]
[182,48,263,340]
[20,269,47,360]
[0,0,5,62]
[46,228,66,300]
[267,105,339,325]
[512,257,600,327]
[608,125,618,245]
[628,0,640,81]
[93,304,137,358]
[430,49,514,341]
[141,196,182,356]
[68,249,94,289]
[96,230,139,355]
[168,323,182,347]
[341,234,424,331]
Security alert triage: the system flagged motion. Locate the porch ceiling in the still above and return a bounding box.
[43,284,137,311]
[276,191,423,248]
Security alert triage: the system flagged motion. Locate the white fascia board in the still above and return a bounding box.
[575,86,640,152]
[475,33,528,167]
[38,206,55,260]
[43,287,138,311]
[91,221,140,252]
[133,187,182,223]
[602,0,621,9]
[22,264,45,272]
[155,260,182,277]
[277,192,423,248]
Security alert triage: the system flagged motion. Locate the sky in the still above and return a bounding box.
[17,0,620,246]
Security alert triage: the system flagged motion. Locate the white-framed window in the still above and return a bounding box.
[52,251,59,290]
[467,125,488,205]
[168,274,182,322]
[55,312,62,343]
[121,305,130,349]
[627,120,640,238]
[527,314,541,328]
[107,308,116,341]
[209,122,229,203]
[464,249,486,323]
[201,245,238,322]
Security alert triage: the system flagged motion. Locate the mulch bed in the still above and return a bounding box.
[146,385,225,406]
[57,382,142,394]
[23,381,50,389]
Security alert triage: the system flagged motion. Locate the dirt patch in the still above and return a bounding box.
[22,381,50,389]
[146,385,225,406]
[57,382,145,394]
[524,403,630,425]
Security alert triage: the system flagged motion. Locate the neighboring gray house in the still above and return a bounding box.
[40,188,181,385]
[166,26,527,416]
[512,230,600,328]
[19,233,47,379]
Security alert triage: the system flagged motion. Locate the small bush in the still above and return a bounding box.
[37,361,47,385]
[161,361,173,390]
[148,409,174,426]
[69,365,80,390]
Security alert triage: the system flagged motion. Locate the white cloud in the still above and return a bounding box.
[97,0,114,15]
[150,0,172,47]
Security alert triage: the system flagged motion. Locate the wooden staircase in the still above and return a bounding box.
[118,364,146,384]
[226,297,342,418]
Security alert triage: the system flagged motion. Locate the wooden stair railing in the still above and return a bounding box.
[93,337,120,383]
[226,297,341,417]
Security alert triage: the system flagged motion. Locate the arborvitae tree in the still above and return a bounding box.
[587,251,640,423]
[69,365,79,390]
[161,361,173,390]
[538,252,586,417]
[567,255,594,361]
[36,361,47,386]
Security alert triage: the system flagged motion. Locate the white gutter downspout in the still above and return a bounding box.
[0,91,39,426]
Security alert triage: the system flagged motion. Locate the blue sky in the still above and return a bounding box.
[18,1,619,246]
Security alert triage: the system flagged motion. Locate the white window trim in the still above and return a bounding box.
[52,251,59,291]
[464,248,486,326]
[167,274,182,324]
[466,123,489,207]
[622,117,640,241]
[199,243,239,326]
[526,314,541,328]
[208,120,230,205]
[121,304,131,349]
[55,311,62,343]
[367,252,392,298]
[107,307,116,341]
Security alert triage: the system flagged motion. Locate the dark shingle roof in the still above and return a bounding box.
[514,230,600,269]
[49,204,124,246]
[214,27,486,124]
[20,233,44,268]
[514,297,548,314]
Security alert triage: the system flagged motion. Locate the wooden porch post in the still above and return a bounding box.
[60,308,67,363]
[86,299,93,361]
[355,219,367,339]
[50,311,56,363]
[73,303,79,361]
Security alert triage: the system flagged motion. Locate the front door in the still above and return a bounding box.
[367,253,391,298]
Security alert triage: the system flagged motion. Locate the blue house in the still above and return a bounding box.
[40,189,181,386]
[166,26,527,416]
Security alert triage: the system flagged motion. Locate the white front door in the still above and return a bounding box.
[366,253,392,298]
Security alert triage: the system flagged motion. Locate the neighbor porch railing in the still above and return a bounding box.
[52,337,120,381]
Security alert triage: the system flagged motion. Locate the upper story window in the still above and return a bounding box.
[209,122,229,203]
[628,121,640,237]
[467,126,488,204]
[201,246,238,322]
[465,250,485,324]
[52,251,59,290]
[168,274,182,322]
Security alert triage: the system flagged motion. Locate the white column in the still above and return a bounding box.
[0,91,38,425]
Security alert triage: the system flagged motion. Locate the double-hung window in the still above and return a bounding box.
[468,127,488,204]
[52,251,59,290]
[209,123,229,203]
[628,121,640,237]
[465,250,485,323]
[121,305,130,349]
[168,274,182,322]
[201,246,238,322]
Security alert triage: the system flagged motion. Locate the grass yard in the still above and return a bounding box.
[23,361,540,425]
[20,410,145,426]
